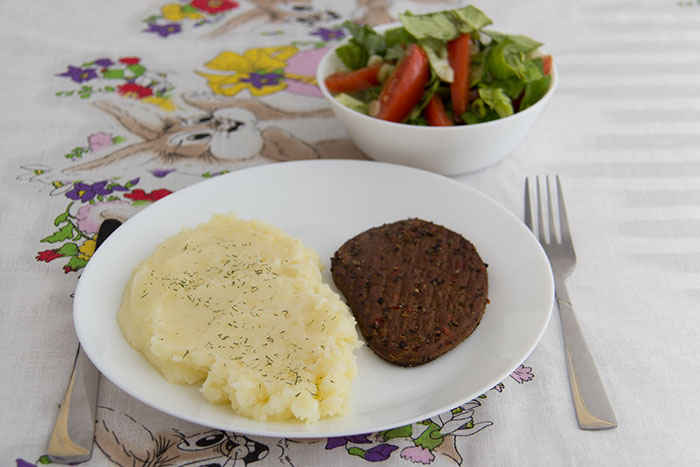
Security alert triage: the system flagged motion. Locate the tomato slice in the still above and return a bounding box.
[324,63,383,94]
[424,94,453,126]
[374,44,430,123]
[542,55,553,75]
[447,33,471,118]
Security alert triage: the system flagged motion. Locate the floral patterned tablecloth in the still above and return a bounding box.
[3,0,700,466]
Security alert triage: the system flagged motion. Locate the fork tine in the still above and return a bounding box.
[536,176,547,243]
[524,177,533,231]
[555,175,572,246]
[546,176,558,244]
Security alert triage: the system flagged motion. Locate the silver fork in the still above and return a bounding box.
[524,176,617,430]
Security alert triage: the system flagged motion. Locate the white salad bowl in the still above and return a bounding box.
[316,24,558,175]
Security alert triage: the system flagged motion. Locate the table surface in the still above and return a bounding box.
[2,0,700,466]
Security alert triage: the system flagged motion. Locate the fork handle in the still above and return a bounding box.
[556,284,618,430]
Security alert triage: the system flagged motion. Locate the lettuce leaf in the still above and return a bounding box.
[336,21,387,69]
[384,44,406,62]
[334,93,370,114]
[488,78,526,99]
[485,39,530,80]
[384,26,415,48]
[378,26,416,63]
[519,75,552,110]
[478,85,514,118]
[483,30,542,53]
[418,37,453,82]
[463,98,500,124]
[343,21,387,56]
[335,42,368,70]
[350,85,382,104]
[469,48,487,87]
[398,6,492,41]
[522,57,545,82]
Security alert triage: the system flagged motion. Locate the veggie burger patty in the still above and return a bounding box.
[331,218,489,367]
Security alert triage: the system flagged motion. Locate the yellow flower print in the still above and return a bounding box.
[142,96,177,112]
[162,3,204,21]
[205,47,297,72]
[78,239,96,261]
[198,46,298,97]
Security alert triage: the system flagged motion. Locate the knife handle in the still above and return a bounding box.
[96,218,122,249]
[46,219,120,463]
[557,284,617,430]
[46,345,100,463]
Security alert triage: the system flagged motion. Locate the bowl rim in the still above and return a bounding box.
[316,21,558,131]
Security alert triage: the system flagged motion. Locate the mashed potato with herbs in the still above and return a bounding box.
[117,213,360,423]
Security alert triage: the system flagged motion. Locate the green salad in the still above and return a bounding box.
[323,5,553,126]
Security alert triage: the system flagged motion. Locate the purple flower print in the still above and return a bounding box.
[88,132,114,152]
[57,65,98,83]
[65,180,131,202]
[325,437,346,449]
[239,72,283,89]
[311,27,345,41]
[326,434,372,449]
[401,445,435,464]
[326,435,398,462]
[150,168,175,178]
[364,444,399,461]
[66,181,113,202]
[144,22,182,37]
[93,58,114,67]
[510,364,534,384]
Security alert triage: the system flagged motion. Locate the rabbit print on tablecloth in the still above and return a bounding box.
[63,91,366,178]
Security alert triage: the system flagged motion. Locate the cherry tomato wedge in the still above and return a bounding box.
[424,95,453,126]
[324,63,383,94]
[447,33,471,118]
[374,44,430,123]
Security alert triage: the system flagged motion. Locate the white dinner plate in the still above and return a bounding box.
[74,159,553,438]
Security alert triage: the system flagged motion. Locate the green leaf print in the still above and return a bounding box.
[41,223,75,243]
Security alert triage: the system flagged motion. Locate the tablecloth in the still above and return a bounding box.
[2,0,699,465]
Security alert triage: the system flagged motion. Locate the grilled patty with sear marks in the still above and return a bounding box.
[331,218,488,367]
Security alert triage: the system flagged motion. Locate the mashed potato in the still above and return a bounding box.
[117,213,360,423]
